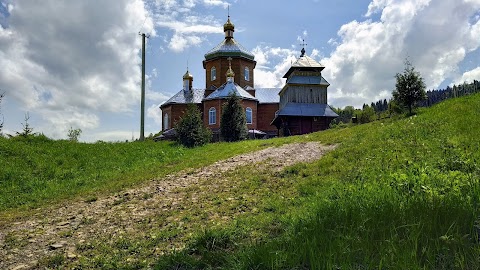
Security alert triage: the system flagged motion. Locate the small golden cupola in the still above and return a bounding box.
[225,57,235,82]
[224,15,234,39]
[183,69,193,92]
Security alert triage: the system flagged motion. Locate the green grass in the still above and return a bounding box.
[154,94,480,269]
[0,137,298,214]
[2,93,480,269]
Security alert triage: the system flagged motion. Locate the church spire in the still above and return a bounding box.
[223,9,234,39]
[300,39,307,57]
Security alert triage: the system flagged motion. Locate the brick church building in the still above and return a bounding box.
[160,16,337,138]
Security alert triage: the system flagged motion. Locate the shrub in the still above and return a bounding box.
[220,93,247,142]
[175,104,211,148]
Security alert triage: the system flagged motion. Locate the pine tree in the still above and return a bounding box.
[221,93,247,142]
[175,104,211,147]
[16,112,35,137]
[0,92,4,134]
[392,59,427,115]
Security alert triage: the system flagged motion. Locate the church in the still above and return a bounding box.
[160,16,338,138]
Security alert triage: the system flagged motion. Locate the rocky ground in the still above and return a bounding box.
[0,142,336,269]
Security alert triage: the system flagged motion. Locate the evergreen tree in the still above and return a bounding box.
[0,92,4,134]
[392,60,427,114]
[221,93,247,142]
[16,112,35,137]
[175,104,211,148]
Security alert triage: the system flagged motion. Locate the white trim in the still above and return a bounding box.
[244,66,250,81]
[246,107,252,124]
[211,67,217,81]
[209,107,216,125]
[163,113,169,130]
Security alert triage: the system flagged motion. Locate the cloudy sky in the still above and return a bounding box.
[0,0,479,141]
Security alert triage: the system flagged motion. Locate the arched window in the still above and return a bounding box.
[163,113,169,130]
[211,67,216,81]
[246,107,252,124]
[209,107,216,125]
[244,67,249,81]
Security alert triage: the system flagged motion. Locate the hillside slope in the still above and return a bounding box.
[157,93,480,269]
[1,93,479,269]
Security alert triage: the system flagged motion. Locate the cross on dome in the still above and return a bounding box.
[226,57,235,81]
[224,8,234,39]
[300,39,307,57]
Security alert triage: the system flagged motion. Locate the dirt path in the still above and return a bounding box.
[0,142,336,269]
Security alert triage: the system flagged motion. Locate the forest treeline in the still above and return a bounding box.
[332,80,480,126]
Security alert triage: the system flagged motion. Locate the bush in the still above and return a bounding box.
[67,127,82,142]
[175,104,211,148]
[358,105,375,124]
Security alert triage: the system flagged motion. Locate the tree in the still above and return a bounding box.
[0,92,4,134]
[175,104,211,148]
[358,104,375,124]
[221,93,247,142]
[392,60,427,115]
[67,127,82,142]
[16,112,35,137]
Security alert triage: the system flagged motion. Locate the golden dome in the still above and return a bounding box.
[223,16,234,32]
[226,67,235,78]
[225,56,235,79]
[183,70,193,79]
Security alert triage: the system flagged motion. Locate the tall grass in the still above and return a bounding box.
[0,137,291,213]
[156,94,480,269]
[3,93,480,269]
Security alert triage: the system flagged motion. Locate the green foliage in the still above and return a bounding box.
[221,93,247,142]
[332,105,355,124]
[15,112,35,137]
[0,92,4,134]
[393,59,427,114]
[67,127,82,142]
[0,130,282,211]
[358,104,376,123]
[3,92,480,269]
[153,93,480,269]
[175,104,211,147]
[39,254,65,268]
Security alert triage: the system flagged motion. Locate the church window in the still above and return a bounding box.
[209,107,216,125]
[211,67,216,81]
[163,113,169,130]
[244,67,249,81]
[246,107,252,124]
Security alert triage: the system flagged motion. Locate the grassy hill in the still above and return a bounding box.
[1,93,480,269]
[156,93,480,269]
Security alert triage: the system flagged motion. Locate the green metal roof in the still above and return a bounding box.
[204,38,255,61]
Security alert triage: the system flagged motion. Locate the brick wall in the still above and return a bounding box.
[257,103,279,133]
[203,57,256,89]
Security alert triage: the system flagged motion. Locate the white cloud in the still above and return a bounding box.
[321,0,480,108]
[455,67,480,84]
[147,103,163,126]
[252,46,299,88]
[0,0,154,139]
[168,33,203,52]
[151,0,225,52]
[365,0,390,17]
[203,0,229,8]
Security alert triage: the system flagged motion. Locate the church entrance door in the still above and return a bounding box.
[301,118,312,134]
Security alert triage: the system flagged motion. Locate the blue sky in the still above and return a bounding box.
[0,0,479,142]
